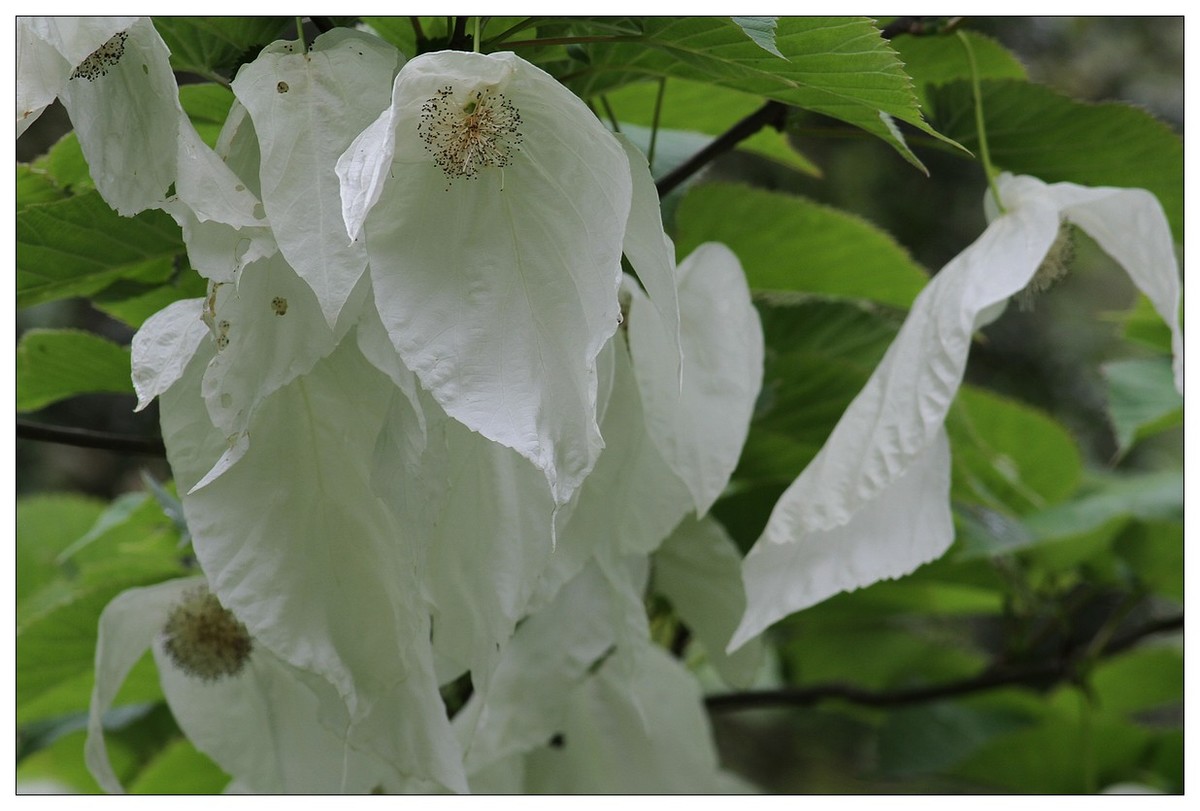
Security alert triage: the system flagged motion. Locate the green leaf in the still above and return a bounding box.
[16,329,133,412]
[947,384,1084,515]
[16,494,106,604]
[927,79,1184,241]
[153,17,292,78]
[17,191,183,308]
[128,737,230,794]
[731,16,784,58]
[674,183,929,307]
[18,653,163,727]
[1090,645,1182,718]
[179,84,236,148]
[361,16,419,56]
[1118,294,1176,354]
[890,30,1026,109]
[733,297,901,486]
[1102,358,1183,455]
[1023,470,1183,542]
[17,165,68,211]
[1113,520,1183,603]
[31,131,92,193]
[877,702,1033,777]
[604,79,820,177]
[91,270,208,329]
[568,17,955,170]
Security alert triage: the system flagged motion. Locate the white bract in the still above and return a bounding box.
[86,577,394,793]
[731,173,1183,650]
[337,50,634,508]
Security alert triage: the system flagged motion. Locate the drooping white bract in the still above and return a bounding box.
[19,18,182,215]
[336,50,633,507]
[86,577,393,793]
[232,29,401,326]
[151,330,466,792]
[16,16,135,136]
[731,173,1184,650]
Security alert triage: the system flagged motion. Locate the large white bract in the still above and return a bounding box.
[731,172,1184,650]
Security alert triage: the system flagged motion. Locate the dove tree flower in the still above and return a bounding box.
[86,577,397,793]
[731,173,1184,650]
[336,50,679,509]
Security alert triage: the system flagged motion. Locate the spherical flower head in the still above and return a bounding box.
[161,585,252,681]
[1016,219,1075,310]
[418,84,523,182]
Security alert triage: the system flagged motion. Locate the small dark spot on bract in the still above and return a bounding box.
[277,81,289,93]
[142,64,149,75]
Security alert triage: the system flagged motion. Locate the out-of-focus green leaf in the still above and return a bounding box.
[675,183,928,307]
[605,79,820,177]
[1090,644,1183,718]
[1101,358,1182,455]
[1117,294,1176,355]
[567,17,956,171]
[877,702,1033,777]
[1113,520,1183,603]
[153,17,291,78]
[128,737,230,794]
[1024,471,1183,541]
[16,494,105,604]
[17,728,119,793]
[31,131,92,193]
[731,297,901,486]
[17,166,68,210]
[953,711,1152,793]
[179,84,235,147]
[891,30,1026,109]
[16,329,133,413]
[928,79,1183,241]
[17,191,182,308]
[17,653,163,727]
[947,384,1083,514]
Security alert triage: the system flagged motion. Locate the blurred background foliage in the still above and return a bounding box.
[16,17,1182,794]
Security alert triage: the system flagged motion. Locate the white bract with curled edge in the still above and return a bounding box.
[730,172,1183,651]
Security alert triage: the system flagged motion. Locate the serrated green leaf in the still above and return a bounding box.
[153,17,291,78]
[605,79,820,177]
[16,329,133,412]
[17,191,183,308]
[675,183,928,307]
[947,384,1083,515]
[128,737,231,794]
[928,79,1183,240]
[91,270,208,329]
[16,494,106,604]
[17,165,68,211]
[567,17,954,170]
[31,130,92,193]
[732,297,901,486]
[179,84,236,148]
[891,30,1026,109]
[731,16,784,58]
[1102,358,1183,455]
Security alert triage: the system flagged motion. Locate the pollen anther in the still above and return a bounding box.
[418,84,523,182]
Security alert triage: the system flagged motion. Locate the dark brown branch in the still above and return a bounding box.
[310,17,336,34]
[706,613,1182,713]
[16,418,166,457]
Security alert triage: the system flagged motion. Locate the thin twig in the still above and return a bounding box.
[705,613,1182,713]
[655,102,787,196]
[16,418,167,457]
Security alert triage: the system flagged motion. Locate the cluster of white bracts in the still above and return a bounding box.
[20,21,763,793]
[19,18,1182,795]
